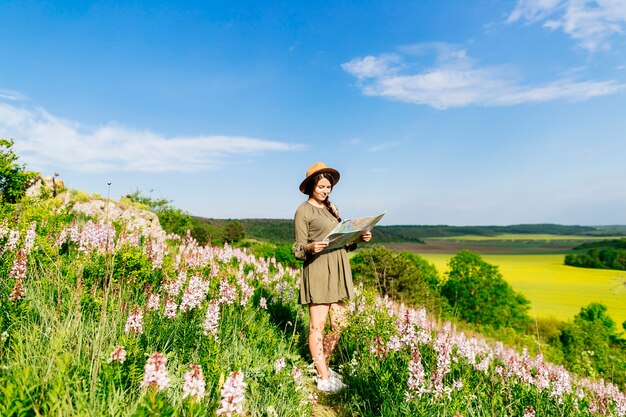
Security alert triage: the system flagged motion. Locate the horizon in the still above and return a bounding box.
[2,1,626,225]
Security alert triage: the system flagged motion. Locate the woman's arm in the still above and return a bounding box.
[292,210,310,260]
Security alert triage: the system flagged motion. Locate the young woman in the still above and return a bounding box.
[292,162,372,393]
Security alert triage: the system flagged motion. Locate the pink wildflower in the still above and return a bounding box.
[124,306,143,334]
[141,352,170,390]
[24,222,36,254]
[9,249,27,301]
[179,275,209,312]
[202,301,221,341]
[260,297,267,309]
[292,366,302,382]
[107,346,127,364]
[371,335,388,359]
[387,336,402,352]
[5,229,20,253]
[216,371,247,416]
[239,280,253,307]
[145,236,166,269]
[146,293,160,311]
[274,357,286,373]
[164,271,184,297]
[163,297,178,318]
[523,406,536,417]
[407,347,428,398]
[431,324,453,397]
[218,277,237,305]
[54,228,68,248]
[182,364,206,400]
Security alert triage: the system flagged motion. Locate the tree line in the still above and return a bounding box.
[564,239,626,271]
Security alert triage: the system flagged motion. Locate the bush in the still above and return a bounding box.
[0,138,38,204]
[350,245,450,315]
[441,250,531,331]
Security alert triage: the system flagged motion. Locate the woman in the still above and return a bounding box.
[292,162,372,393]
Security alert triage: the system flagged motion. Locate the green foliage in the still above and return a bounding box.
[189,218,222,246]
[441,250,531,331]
[0,138,38,204]
[350,245,450,315]
[565,244,626,271]
[222,220,245,243]
[559,303,626,387]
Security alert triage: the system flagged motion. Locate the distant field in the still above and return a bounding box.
[417,253,626,326]
[430,234,626,241]
[386,233,626,254]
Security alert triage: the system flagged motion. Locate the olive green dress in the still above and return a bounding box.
[292,201,355,305]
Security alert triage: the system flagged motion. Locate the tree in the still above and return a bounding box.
[350,245,450,314]
[441,250,531,331]
[0,138,37,204]
[223,220,245,243]
[560,303,626,387]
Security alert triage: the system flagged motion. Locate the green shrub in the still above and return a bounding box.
[0,138,38,204]
[441,250,531,331]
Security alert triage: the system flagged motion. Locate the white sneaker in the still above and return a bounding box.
[317,376,346,393]
[329,368,343,381]
[310,362,344,381]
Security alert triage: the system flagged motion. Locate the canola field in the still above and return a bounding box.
[419,253,626,326]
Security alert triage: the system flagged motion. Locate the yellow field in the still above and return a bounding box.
[431,234,626,241]
[419,253,626,326]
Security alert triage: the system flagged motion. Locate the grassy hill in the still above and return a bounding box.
[2,195,625,416]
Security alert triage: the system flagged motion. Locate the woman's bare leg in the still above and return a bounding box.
[309,304,330,379]
[324,302,347,365]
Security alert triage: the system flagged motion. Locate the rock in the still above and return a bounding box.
[25,174,65,198]
[71,199,166,239]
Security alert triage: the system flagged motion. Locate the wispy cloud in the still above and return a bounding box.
[342,43,624,109]
[369,141,400,152]
[0,88,28,101]
[0,100,303,173]
[508,0,626,51]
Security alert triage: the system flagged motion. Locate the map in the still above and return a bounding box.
[322,212,386,251]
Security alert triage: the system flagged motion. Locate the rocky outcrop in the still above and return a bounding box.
[25,175,65,198]
[71,199,166,239]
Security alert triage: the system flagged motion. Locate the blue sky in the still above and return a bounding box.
[1,0,625,225]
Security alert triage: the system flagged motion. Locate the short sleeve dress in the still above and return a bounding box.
[292,201,355,305]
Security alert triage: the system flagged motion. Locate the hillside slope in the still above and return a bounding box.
[1,194,624,416]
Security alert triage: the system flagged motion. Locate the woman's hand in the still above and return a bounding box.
[361,231,372,242]
[307,241,329,254]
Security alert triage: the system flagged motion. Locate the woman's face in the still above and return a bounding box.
[311,177,332,204]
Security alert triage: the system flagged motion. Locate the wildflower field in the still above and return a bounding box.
[419,253,626,326]
[1,196,625,416]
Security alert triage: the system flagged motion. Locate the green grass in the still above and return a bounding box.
[420,253,626,326]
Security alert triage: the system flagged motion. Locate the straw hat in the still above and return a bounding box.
[299,162,340,194]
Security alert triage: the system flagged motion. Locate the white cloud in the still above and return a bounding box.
[0,100,303,173]
[0,88,28,101]
[342,44,624,109]
[369,141,400,152]
[508,0,626,51]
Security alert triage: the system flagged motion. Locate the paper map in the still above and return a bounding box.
[322,212,386,251]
